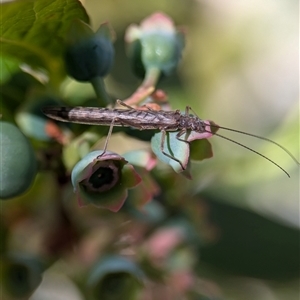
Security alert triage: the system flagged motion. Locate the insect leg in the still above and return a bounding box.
[117,99,161,114]
[116,100,135,109]
[97,117,117,157]
[185,106,192,116]
[98,114,149,156]
[185,105,201,118]
[160,130,185,170]
[175,129,191,144]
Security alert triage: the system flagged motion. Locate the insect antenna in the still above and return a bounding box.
[187,106,299,176]
[204,122,300,177]
[211,131,291,177]
[209,124,300,166]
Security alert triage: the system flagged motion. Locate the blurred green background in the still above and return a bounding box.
[1,0,299,299]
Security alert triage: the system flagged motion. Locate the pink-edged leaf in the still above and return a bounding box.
[185,120,218,142]
[128,167,160,208]
[151,131,191,176]
[190,139,214,161]
[121,164,142,188]
[123,150,157,171]
[76,185,128,212]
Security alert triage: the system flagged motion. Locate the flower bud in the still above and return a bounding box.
[64,20,115,81]
[71,151,141,211]
[125,12,185,78]
[0,122,37,199]
[87,255,144,300]
[2,253,44,298]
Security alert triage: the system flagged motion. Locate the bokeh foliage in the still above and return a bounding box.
[1,0,299,299]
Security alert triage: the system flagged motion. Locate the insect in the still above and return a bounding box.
[42,100,299,177]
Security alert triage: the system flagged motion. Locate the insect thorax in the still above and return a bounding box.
[178,115,206,132]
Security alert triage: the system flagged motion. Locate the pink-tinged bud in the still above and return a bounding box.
[125,12,185,78]
[71,151,141,212]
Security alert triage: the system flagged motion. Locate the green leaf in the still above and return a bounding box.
[0,0,90,86]
[151,131,191,178]
[15,94,67,141]
[62,132,101,171]
[0,56,20,83]
[190,139,213,161]
[123,149,157,170]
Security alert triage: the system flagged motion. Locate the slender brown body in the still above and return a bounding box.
[42,106,207,133]
[42,103,299,177]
